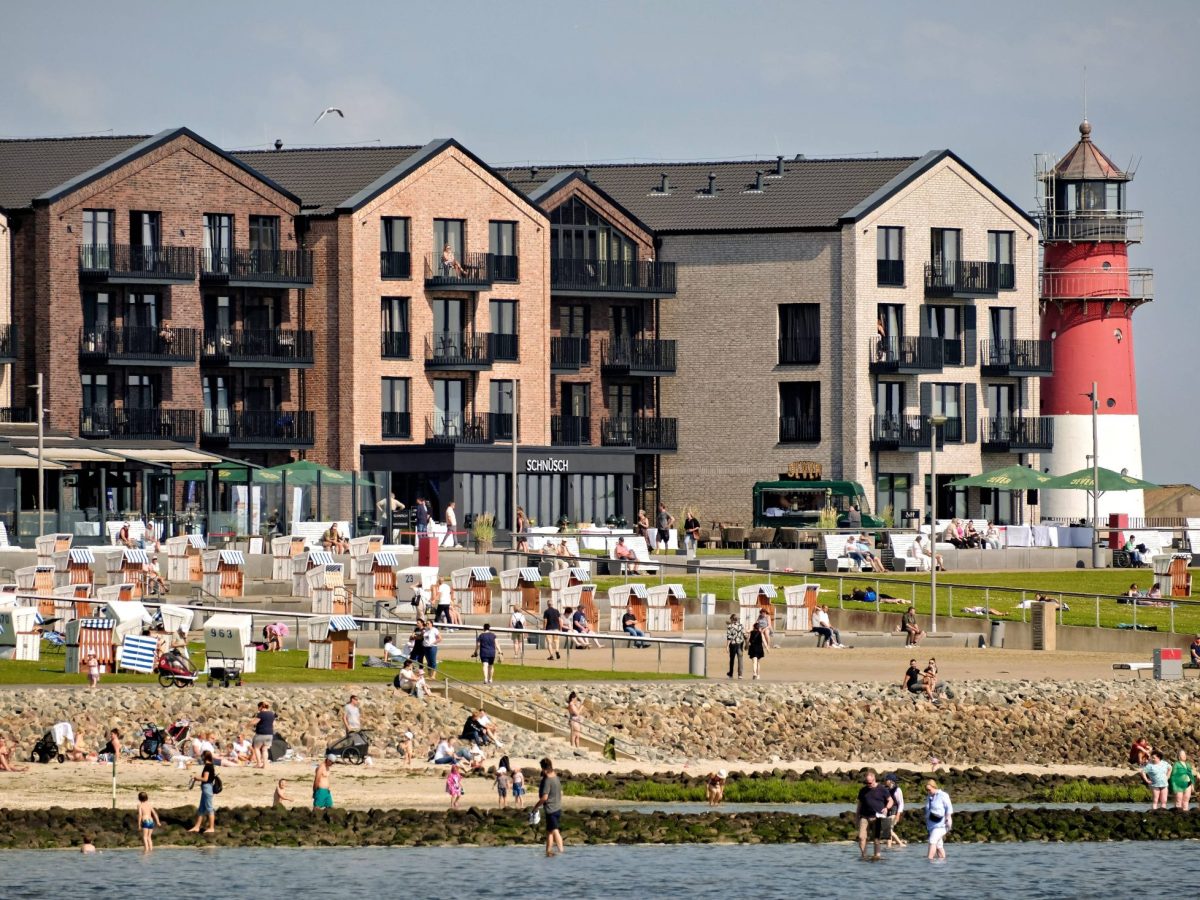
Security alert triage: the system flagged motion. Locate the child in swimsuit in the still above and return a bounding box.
[136,791,160,852]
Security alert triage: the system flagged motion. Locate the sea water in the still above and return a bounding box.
[1,842,1188,899]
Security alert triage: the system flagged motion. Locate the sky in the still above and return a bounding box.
[3,0,1198,483]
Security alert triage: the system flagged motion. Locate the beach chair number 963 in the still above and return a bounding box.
[208,628,233,638]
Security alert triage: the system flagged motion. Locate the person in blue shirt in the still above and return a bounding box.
[924,779,953,861]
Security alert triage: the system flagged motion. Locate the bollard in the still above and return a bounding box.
[688,643,704,676]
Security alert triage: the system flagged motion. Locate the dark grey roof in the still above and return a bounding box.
[0,135,147,211]
[235,144,423,215]
[500,156,922,233]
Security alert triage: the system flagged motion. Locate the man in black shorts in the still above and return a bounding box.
[533,756,564,857]
[856,769,894,860]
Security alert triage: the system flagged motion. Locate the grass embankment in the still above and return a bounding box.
[0,648,695,687]
[593,568,1200,633]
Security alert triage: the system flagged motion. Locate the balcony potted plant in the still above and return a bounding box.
[471,512,495,553]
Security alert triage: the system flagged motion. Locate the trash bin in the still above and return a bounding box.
[989,620,1005,649]
[1153,647,1183,681]
[689,643,705,676]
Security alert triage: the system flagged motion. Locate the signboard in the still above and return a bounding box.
[526,457,569,474]
[785,460,823,480]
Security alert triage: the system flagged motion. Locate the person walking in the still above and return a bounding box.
[313,755,335,808]
[683,508,701,556]
[446,763,464,809]
[884,773,907,848]
[924,779,953,861]
[856,769,894,861]
[341,695,362,736]
[509,607,527,658]
[543,602,562,661]
[655,502,675,553]
[186,750,217,833]
[414,497,430,534]
[422,620,442,679]
[1170,749,1196,810]
[475,623,498,684]
[725,614,746,679]
[566,691,584,748]
[435,577,453,623]
[249,701,275,769]
[136,791,160,852]
[532,757,564,857]
[747,620,768,680]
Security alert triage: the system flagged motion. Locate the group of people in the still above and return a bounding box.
[856,770,953,862]
[940,518,1000,550]
[1132,738,1196,809]
[634,502,682,553]
[902,658,944,703]
[844,533,886,573]
[725,612,771,679]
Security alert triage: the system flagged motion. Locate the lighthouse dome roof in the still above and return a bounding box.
[1051,120,1131,182]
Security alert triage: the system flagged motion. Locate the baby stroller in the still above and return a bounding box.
[157,648,197,688]
[140,718,190,760]
[31,731,65,764]
[325,730,370,765]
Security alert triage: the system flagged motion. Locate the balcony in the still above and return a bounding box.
[982,416,1054,452]
[423,252,492,291]
[1036,210,1144,243]
[877,258,905,286]
[488,412,516,442]
[380,251,412,279]
[778,416,820,444]
[201,329,314,368]
[381,411,412,439]
[550,336,591,373]
[381,332,411,359]
[870,415,962,451]
[1040,268,1154,304]
[79,326,197,365]
[0,324,16,364]
[551,258,677,297]
[490,255,519,283]
[200,248,313,288]
[980,339,1054,377]
[600,416,678,452]
[0,407,34,423]
[868,336,945,374]
[201,409,314,449]
[489,333,519,362]
[79,244,196,283]
[424,413,493,445]
[600,338,677,376]
[778,337,819,366]
[551,414,592,446]
[424,332,493,371]
[924,260,1000,297]
[79,407,196,442]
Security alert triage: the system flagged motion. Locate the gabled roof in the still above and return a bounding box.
[0,135,147,211]
[527,169,657,240]
[501,156,920,233]
[32,127,301,207]
[235,144,423,215]
[840,149,1037,228]
[1049,120,1130,182]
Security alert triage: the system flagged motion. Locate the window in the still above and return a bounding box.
[380,217,411,278]
[82,292,111,346]
[129,211,161,274]
[930,228,961,289]
[931,383,962,442]
[245,375,280,412]
[203,295,232,335]
[561,305,589,336]
[990,307,1014,342]
[988,231,1015,289]
[986,383,1016,418]
[433,378,466,435]
[381,297,410,358]
[81,373,109,409]
[611,305,641,338]
[203,375,229,435]
[381,377,411,438]
[778,303,820,365]
[434,219,465,262]
[203,214,232,272]
[550,196,636,288]
[489,221,518,281]
[490,379,515,440]
[126,373,159,409]
[489,300,518,361]
[924,305,962,365]
[778,382,820,443]
[248,216,279,252]
[875,474,910,521]
[876,226,904,286]
[926,474,968,521]
[82,210,112,269]
[125,293,160,329]
[875,381,904,439]
[244,296,278,331]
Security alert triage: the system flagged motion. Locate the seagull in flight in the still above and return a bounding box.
[313,107,345,125]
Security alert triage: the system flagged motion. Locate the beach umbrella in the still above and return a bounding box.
[1041,467,1159,492]
[261,459,353,485]
[949,465,1053,490]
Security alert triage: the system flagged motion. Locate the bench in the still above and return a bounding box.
[888,534,928,572]
[106,521,160,546]
[825,630,975,649]
[1112,662,1154,679]
[822,534,863,572]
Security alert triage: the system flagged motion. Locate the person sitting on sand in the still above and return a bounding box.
[0,735,28,772]
[707,769,727,806]
[1129,736,1153,767]
[227,733,252,766]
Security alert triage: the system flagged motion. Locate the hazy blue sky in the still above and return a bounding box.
[4,1,1198,482]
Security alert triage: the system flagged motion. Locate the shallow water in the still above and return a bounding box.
[605,800,1151,816]
[2,843,1190,899]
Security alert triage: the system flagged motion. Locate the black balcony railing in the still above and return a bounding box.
[490,254,519,282]
[0,324,16,362]
[424,413,493,445]
[924,260,998,296]
[380,251,412,278]
[381,331,411,359]
[551,414,592,446]
[424,332,493,369]
[200,248,313,285]
[869,336,945,373]
[423,252,493,289]
[870,415,962,450]
[201,329,314,367]
[779,416,820,443]
[381,411,412,439]
[600,337,677,375]
[980,339,1054,376]
[877,258,905,286]
[79,326,197,363]
[997,263,1015,290]
[79,407,196,442]
[488,412,516,442]
[201,409,314,446]
[79,243,197,281]
[488,333,519,362]
[778,336,820,366]
[600,416,678,451]
[0,406,34,423]
[550,336,590,371]
[550,258,677,295]
[982,417,1054,451]
[1037,210,1144,243]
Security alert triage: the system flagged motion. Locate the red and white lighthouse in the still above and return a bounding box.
[1037,120,1153,519]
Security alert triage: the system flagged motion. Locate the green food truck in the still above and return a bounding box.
[751,479,884,528]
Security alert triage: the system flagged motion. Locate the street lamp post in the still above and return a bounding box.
[36,373,45,536]
[1089,381,1103,569]
[928,414,948,633]
[510,381,519,543]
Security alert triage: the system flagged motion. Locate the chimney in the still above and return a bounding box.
[707,172,717,194]
[659,172,670,193]
[530,166,539,180]
[775,155,784,176]
[274,139,283,151]
[582,167,590,179]
[755,170,764,191]
[794,153,805,161]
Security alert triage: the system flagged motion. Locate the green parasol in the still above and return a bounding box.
[948,465,1053,490]
[1040,466,1159,492]
[260,459,354,485]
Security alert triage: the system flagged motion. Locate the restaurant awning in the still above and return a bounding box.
[0,451,66,470]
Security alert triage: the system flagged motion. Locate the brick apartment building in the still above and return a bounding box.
[0,128,1048,532]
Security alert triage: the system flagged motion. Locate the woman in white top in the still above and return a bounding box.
[924,779,953,860]
[443,501,458,547]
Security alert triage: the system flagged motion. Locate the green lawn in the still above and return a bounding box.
[592,568,1200,634]
[0,648,694,687]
